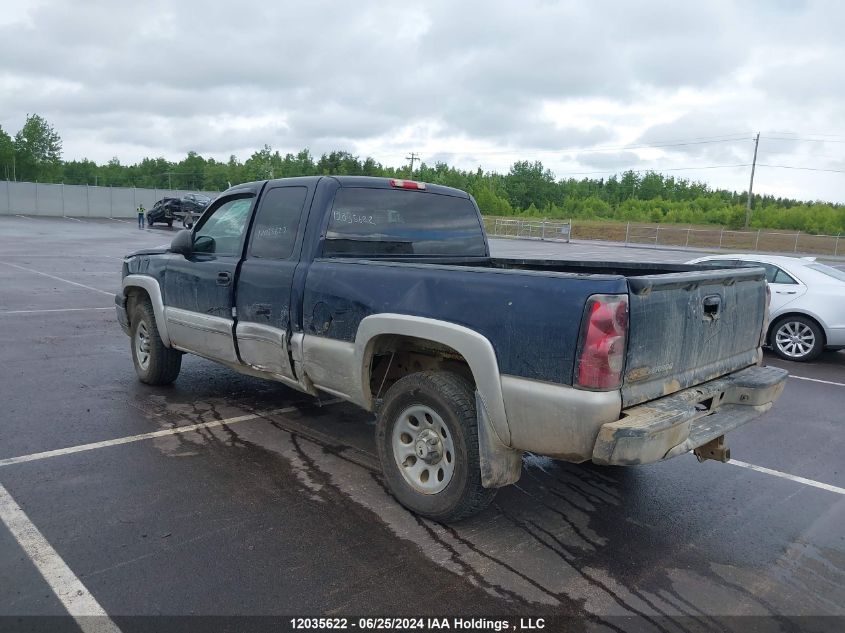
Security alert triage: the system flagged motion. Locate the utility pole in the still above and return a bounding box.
[406,152,419,176]
[744,132,760,228]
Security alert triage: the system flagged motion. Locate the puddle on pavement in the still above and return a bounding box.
[136,396,845,624]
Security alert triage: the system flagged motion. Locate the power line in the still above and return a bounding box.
[556,164,751,177]
[757,163,845,173]
[762,136,845,144]
[767,131,845,139]
[391,133,754,159]
[569,136,753,154]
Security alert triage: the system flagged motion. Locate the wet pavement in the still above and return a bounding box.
[0,216,843,631]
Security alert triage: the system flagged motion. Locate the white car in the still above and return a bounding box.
[687,254,845,362]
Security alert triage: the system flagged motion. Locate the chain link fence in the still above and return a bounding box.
[484,217,572,243]
[485,216,844,257]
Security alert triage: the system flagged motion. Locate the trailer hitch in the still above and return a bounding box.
[694,435,731,463]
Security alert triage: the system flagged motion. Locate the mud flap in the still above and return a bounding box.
[476,391,522,488]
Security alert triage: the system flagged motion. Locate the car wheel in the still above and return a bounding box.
[130,297,182,384]
[146,214,153,226]
[771,315,824,362]
[376,371,496,522]
[166,219,173,227]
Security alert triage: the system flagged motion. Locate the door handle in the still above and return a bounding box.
[776,290,797,294]
[217,271,232,286]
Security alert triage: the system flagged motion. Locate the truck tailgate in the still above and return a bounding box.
[622,267,767,408]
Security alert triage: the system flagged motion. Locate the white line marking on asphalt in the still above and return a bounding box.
[64,217,84,222]
[729,460,845,495]
[0,400,342,468]
[108,218,131,223]
[0,261,113,297]
[0,482,122,633]
[0,307,112,315]
[15,214,34,220]
[789,374,845,387]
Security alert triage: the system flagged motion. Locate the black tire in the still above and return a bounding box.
[166,219,173,227]
[130,297,182,384]
[770,315,824,362]
[376,371,496,522]
[146,214,153,227]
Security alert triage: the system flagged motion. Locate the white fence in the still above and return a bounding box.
[485,217,572,243]
[620,223,844,257]
[0,181,219,219]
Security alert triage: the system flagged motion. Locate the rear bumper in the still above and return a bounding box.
[591,365,788,465]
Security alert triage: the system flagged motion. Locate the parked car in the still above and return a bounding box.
[687,254,845,361]
[115,176,786,521]
[147,193,211,228]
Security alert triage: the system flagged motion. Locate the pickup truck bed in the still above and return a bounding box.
[116,175,787,521]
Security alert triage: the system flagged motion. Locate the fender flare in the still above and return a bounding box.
[354,313,512,447]
[122,275,171,347]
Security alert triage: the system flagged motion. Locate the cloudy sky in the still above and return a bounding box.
[1,0,843,201]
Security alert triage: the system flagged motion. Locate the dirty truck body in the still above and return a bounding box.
[115,176,787,521]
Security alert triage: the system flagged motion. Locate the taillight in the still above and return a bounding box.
[389,179,426,190]
[575,294,629,390]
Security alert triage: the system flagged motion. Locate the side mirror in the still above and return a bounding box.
[170,229,193,257]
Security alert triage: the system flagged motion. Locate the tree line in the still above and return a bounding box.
[2,114,844,235]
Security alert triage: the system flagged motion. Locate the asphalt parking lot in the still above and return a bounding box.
[1,216,843,631]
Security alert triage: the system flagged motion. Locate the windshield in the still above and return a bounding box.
[806,262,845,282]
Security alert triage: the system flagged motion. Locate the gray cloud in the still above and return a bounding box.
[0,0,842,201]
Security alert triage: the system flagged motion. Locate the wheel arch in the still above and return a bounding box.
[354,314,511,447]
[122,275,171,347]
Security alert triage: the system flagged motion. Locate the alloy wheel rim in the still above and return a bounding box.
[391,404,456,495]
[135,321,151,370]
[775,321,815,358]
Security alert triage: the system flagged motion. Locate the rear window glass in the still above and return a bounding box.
[806,262,845,282]
[323,188,486,257]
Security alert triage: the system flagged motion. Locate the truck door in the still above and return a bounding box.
[163,192,255,364]
[235,184,311,381]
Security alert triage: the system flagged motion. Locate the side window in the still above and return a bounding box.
[741,261,778,283]
[772,268,797,284]
[249,187,307,259]
[194,196,254,255]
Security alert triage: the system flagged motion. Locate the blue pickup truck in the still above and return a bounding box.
[116,176,788,521]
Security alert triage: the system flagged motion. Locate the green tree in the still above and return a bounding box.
[13,114,62,182]
[0,125,14,180]
[503,160,556,210]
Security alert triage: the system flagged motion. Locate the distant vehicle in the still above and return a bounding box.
[146,194,211,228]
[687,254,845,361]
[114,176,787,521]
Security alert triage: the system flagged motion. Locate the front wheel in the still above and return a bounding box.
[130,297,182,384]
[771,315,824,362]
[376,371,496,522]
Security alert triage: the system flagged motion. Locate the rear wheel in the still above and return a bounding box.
[376,371,495,522]
[771,315,824,362]
[146,214,153,226]
[130,297,182,384]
